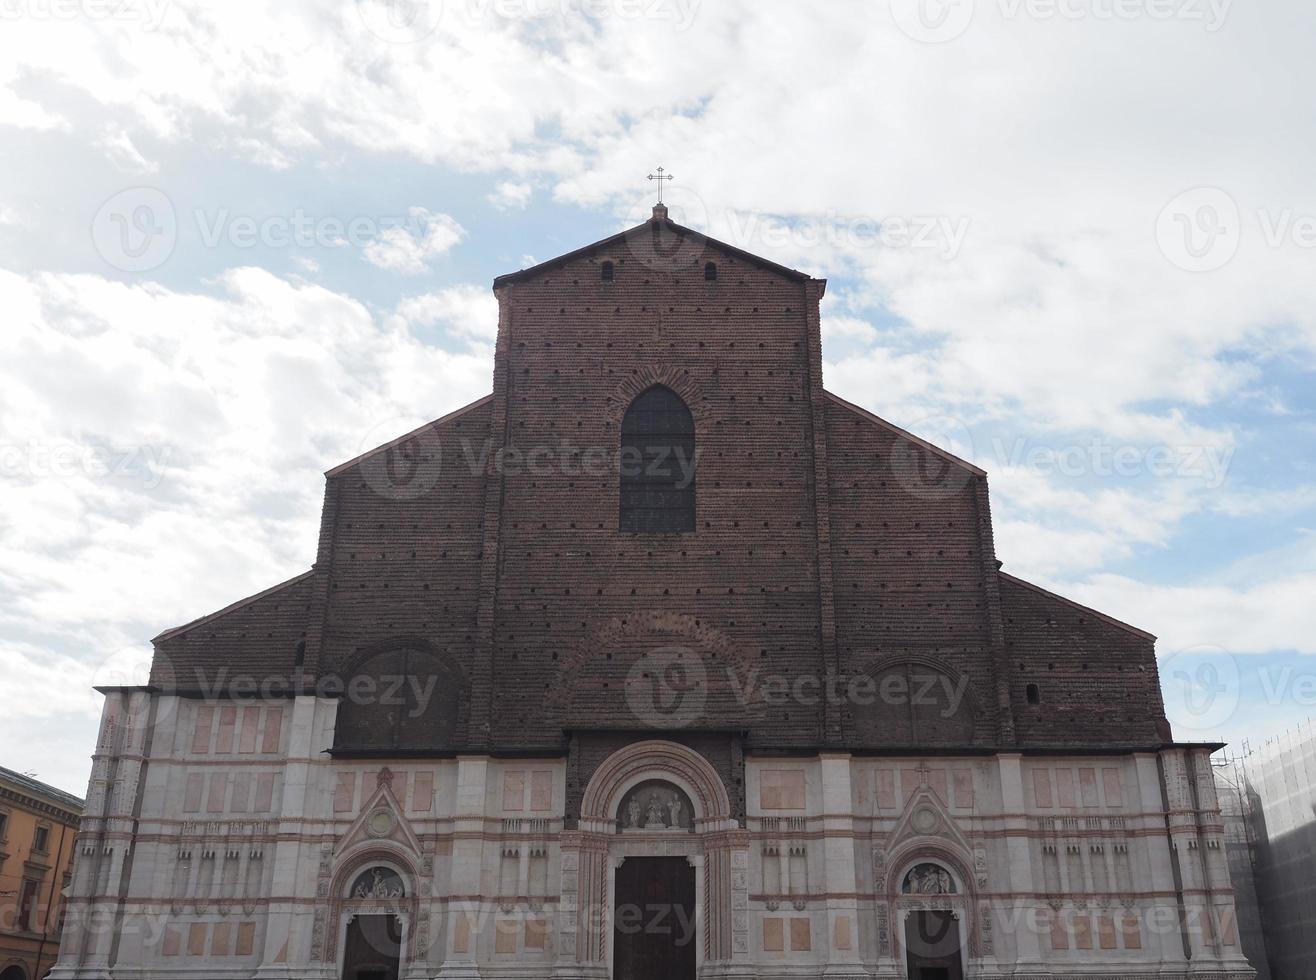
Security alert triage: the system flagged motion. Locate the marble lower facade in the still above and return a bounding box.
[48,691,1257,980]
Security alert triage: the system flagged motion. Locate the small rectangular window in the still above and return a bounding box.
[34,825,50,853]
[0,811,9,840]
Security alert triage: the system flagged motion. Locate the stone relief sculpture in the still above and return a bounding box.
[902,863,955,895]
[616,780,695,831]
[350,866,406,899]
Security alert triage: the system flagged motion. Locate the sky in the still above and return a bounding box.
[1,0,1315,796]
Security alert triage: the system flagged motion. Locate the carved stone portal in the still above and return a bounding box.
[616,779,695,832]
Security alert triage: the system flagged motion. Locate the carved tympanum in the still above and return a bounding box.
[901,863,955,895]
[616,779,694,832]
[349,866,405,899]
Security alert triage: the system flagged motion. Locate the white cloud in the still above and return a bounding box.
[96,127,158,175]
[1064,572,1316,659]
[395,283,498,347]
[362,208,466,274]
[488,180,532,210]
[0,267,493,792]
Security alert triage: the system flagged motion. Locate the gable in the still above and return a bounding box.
[492,210,817,288]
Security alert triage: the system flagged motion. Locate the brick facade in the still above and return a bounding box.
[51,209,1258,980]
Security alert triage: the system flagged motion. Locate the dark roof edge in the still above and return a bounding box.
[325,393,494,477]
[152,569,315,644]
[998,571,1158,642]
[492,216,818,287]
[0,765,85,812]
[822,390,987,477]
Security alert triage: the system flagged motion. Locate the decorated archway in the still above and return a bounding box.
[322,847,421,979]
[559,740,749,979]
[883,848,978,978]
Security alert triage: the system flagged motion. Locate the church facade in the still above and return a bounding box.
[50,206,1255,980]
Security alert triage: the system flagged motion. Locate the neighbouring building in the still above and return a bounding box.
[0,766,83,980]
[1213,758,1272,980]
[49,205,1257,980]
[1214,723,1316,980]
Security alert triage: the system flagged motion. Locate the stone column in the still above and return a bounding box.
[256,694,327,978]
[816,754,865,978]
[553,831,609,980]
[438,755,493,979]
[997,753,1041,967]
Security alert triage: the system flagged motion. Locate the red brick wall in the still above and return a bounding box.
[150,221,1170,753]
[999,574,1168,745]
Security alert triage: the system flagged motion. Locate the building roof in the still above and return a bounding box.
[0,763,84,814]
[491,205,820,287]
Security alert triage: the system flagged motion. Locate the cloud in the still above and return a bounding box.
[488,180,532,210]
[96,127,158,175]
[362,208,466,274]
[395,283,499,348]
[0,267,493,792]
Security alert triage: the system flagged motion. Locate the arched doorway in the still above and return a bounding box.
[325,860,416,980]
[1,964,29,980]
[896,861,967,980]
[565,740,748,979]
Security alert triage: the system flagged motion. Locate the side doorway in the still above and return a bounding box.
[341,914,402,980]
[904,910,964,980]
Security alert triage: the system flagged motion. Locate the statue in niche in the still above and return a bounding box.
[645,794,667,828]
[616,780,694,832]
[902,863,954,895]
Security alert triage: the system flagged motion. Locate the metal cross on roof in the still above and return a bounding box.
[646,166,674,204]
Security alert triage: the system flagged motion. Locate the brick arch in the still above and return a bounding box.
[340,634,467,683]
[858,653,982,715]
[333,636,469,751]
[604,367,710,428]
[579,740,734,831]
[850,653,987,745]
[544,611,763,727]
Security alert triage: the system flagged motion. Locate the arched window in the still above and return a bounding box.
[333,646,463,750]
[619,385,696,533]
[704,261,717,281]
[601,260,614,281]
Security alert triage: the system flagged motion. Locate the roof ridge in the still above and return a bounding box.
[998,571,1157,641]
[325,393,494,477]
[492,214,818,287]
[153,569,315,644]
[822,390,986,477]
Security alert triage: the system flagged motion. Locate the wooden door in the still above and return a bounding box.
[613,857,697,980]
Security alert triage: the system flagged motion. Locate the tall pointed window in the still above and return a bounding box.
[619,385,696,533]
